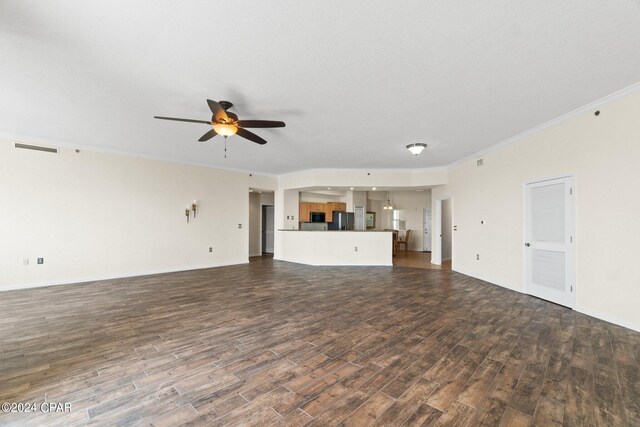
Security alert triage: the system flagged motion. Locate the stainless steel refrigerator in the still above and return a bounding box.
[328,211,354,230]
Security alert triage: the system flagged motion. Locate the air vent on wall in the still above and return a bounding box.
[14,142,58,154]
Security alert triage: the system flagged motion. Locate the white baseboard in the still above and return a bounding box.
[0,260,250,292]
[575,305,640,333]
[452,267,640,333]
[249,253,262,257]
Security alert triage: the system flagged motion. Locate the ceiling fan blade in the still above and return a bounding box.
[154,116,211,125]
[207,99,228,122]
[198,129,217,142]
[236,128,267,145]
[237,120,286,128]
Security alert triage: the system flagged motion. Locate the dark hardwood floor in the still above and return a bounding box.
[1,257,638,426]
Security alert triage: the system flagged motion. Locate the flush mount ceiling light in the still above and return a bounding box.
[406,143,427,156]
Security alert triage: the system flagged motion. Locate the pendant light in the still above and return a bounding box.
[383,192,393,210]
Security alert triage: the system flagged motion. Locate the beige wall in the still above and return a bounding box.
[433,89,640,331]
[366,197,384,230]
[388,190,432,251]
[0,140,258,290]
[278,168,447,190]
[299,192,347,204]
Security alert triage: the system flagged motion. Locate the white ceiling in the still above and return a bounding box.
[2,1,640,174]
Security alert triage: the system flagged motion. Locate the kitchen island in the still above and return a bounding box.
[274,230,393,266]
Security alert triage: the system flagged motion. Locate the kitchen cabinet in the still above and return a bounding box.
[299,202,311,222]
[324,204,333,222]
[299,201,347,223]
[327,202,346,212]
[310,203,324,212]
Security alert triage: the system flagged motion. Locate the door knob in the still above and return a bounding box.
[525,242,531,247]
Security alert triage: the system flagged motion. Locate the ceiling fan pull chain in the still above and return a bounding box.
[224,136,227,159]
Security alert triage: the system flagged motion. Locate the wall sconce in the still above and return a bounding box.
[192,200,198,218]
[185,207,191,223]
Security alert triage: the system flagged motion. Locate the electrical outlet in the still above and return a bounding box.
[354,247,358,252]
[23,259,29,266]
[476,254,479,261]
[238,224,242,229]
[37,258,44,264]
[209,247,213,253]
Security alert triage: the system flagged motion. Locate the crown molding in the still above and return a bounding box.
[0,133,278,178]
[447,80,640,168]
[277,166,449,177]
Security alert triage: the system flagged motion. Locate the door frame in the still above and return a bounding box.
[522,174,576,308]
[431,197,453,265]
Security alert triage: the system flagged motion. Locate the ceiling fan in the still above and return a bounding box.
[154,99,285,145]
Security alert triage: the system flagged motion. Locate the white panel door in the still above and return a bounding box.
[524,176,575,307]
[423,208,432,251]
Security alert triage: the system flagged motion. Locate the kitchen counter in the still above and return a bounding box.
[274,230,393,266]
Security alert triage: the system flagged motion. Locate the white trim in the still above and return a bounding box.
[451,267,522,293]
[452,267,640,333]
[0,133,278,178]
[249,253,262,257]
[449,81,640,168]
[4,83,640,178]
[441,257,451,262]
[277,166,449,177]
[575,305,640,333]
[0,260,249,292]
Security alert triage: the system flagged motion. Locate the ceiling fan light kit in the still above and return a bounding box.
[212,123,237,137]
[154,99,285,150]
[406,143,427,156]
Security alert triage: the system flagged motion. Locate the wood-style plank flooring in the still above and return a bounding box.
[1,257,639,426]
[393,251,451,270]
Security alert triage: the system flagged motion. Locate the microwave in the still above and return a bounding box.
[310,212,326,223]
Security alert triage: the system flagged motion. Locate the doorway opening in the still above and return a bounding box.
[431,197,453,268]
[423,208,432,252]
[441,199,452,262]
[262,205,274,254]
[249,190,274,258]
